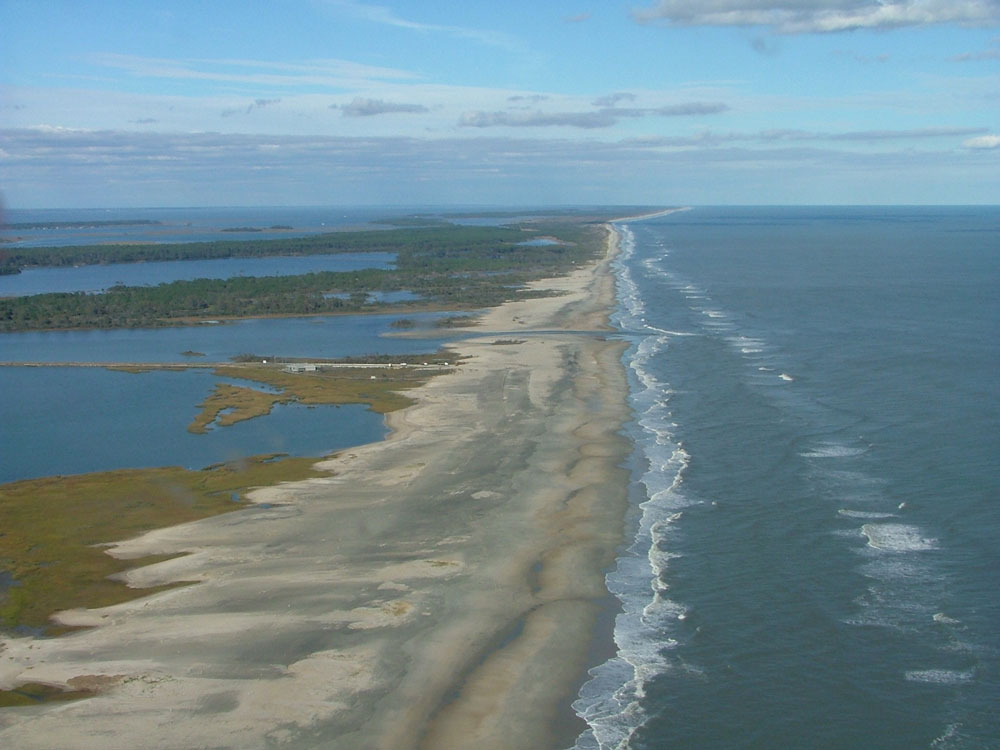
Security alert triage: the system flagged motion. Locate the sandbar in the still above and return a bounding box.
[0,225,630,749]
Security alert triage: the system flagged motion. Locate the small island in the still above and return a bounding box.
[1,220,162,230]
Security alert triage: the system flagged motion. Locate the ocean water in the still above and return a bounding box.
[574,207,999,749]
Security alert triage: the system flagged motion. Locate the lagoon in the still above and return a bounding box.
[1,206,426,248]
[0,206,475,486]
[0,311,459,363]
[0,252,396,297]
[0,311,467,483]
[0,367,387,483]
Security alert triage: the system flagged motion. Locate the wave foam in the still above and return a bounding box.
[905,669,974,685]
[800,442,868,458]
[933,612,961,625]
[574,247,695,747]
[862,523,938,552]
[838,509,897,519]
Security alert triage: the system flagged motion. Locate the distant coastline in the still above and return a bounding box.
[1,220,162,230]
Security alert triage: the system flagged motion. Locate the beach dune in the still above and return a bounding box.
[0,226,630,749]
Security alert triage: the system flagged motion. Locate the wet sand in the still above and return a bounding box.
[0,225,630,749]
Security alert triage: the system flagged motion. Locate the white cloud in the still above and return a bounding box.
[337,97,430,116]
[3,127,997,206]
[623,126,988,147]
[89,53,419,90]
[460,101,728,129]
[963,134,1000,147]
[324,0,524,53]
[460,109,619,129]
[827,126,987,141]
[593,92,638,107]
[221,98,282,118]
[951,37,1000,60]
[633,1,1000,33]
[650,102,731,116]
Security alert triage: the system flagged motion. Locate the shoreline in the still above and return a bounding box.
[0,224,630,749]
[609,205,689,223]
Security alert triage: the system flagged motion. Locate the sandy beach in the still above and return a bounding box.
[0,225,630,749]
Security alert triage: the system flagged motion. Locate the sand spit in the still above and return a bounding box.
[0,226,630,750]
[609,206,688,223]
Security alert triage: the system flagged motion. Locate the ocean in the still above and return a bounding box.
[574,207,999,749]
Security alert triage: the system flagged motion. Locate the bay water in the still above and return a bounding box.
[0,311,459,483]
[574,207,999,749]
[0,252,396,296]
[1,205,426,247]
[0,207,467,482]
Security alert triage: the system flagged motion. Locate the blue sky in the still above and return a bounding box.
[1,0,998,207]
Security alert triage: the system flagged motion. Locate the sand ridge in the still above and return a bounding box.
[0,225,630,750]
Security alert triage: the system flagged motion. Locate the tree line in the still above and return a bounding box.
[0,222,606,331]
[0,225,534,275]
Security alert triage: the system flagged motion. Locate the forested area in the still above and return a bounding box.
[0,225,530,274]
[0,221,605,331]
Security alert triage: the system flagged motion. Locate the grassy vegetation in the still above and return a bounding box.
[0,455,333,637]
[211,364,431,413]
[0,682,100,708]
[0,219,611,331]
[0,359,442,638]
[185,362,439,434]
[187,383,285,434]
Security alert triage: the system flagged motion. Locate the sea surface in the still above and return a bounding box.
[573,207,999,749]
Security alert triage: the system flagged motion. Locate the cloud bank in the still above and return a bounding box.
[6,126,994,208]
[633,0,1000,32]
[222,98,281,118]
[337,97,429,116]
[963,134,1000,148]
[459,101,729,129]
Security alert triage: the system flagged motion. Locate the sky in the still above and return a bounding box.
[1,0,998,208]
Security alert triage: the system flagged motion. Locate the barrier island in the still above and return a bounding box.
[0,211,651,749]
